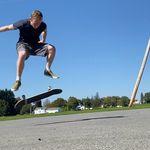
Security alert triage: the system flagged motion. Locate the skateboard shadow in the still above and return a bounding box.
[35,115,125,126]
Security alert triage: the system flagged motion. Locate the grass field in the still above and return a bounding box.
[0,104,150,121]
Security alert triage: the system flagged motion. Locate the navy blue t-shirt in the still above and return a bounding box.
[13,19,47,46]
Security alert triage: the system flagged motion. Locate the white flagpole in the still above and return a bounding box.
[129,38,150,107]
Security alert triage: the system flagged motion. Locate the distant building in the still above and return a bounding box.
[34,107,46,115]
[76,105,85,110]
[134,100,141,104]
[34,107,61,115]
[46,108,61,113]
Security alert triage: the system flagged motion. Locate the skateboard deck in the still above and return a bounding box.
[14,89,62,109]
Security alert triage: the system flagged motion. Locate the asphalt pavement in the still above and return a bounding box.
[0,109,150,150]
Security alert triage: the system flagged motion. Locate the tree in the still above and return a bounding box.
[120,96,129,107]
[20,104,32,115]
[0,89,16,116]
[82,97,92,108]
[51,98,67,107]
[91,98,101,108]
[143,92,150,103]
[67,97,79,110]
[103,97,111,108]
[0,100,8,116]
[110,96,119,107]
[140,92,144,104]
[91,92,101,108]
[117,99,122,106]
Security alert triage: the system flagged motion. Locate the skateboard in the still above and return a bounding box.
[14,88,62,109]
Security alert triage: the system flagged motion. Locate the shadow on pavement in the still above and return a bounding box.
[35,115,125,126]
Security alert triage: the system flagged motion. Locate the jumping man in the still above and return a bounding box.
[0,10,59,91]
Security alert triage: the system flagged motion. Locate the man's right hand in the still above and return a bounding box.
[0,24,15,32]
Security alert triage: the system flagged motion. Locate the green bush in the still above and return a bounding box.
[20,104,32,115]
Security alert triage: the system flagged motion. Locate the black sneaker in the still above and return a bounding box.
[11,80,21,91]
[44,69,59,79]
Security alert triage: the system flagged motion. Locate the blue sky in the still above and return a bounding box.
[0,0,150,101]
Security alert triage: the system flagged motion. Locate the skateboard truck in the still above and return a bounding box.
[48,86,52,91]
[22,95,27,104]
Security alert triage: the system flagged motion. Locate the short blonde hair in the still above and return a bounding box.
[31,10,43,19]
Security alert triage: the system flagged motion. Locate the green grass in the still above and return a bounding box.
[0,104,150,121]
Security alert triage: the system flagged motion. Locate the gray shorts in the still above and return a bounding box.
[16,42,55,59]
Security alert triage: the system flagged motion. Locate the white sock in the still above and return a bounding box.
[46,64,50,71]
[16,76,21,81]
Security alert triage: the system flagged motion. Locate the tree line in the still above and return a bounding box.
[43,92,130,111]
[0,89,150,116]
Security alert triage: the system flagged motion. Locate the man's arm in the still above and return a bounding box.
[40,28,47,43]
[0,24,15,32]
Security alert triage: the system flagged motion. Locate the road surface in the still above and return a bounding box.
[0,109,150,150]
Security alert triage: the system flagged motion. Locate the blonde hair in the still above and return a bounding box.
[31,10,43,19]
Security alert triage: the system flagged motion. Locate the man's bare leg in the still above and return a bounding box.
[16,51,28,80]
[44,45,59,78]
[46,45,55,70]
[11,50,29,91]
